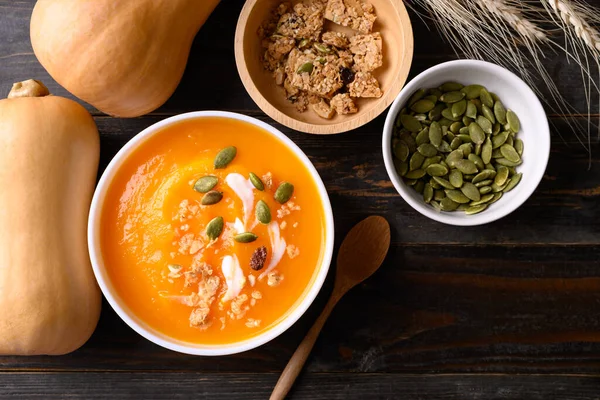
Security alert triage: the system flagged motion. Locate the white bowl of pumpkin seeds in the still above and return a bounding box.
[382,60,550,226]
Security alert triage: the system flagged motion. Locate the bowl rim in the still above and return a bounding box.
[234,0,414,134]
[88,110,335,355]
[382,59,551,226]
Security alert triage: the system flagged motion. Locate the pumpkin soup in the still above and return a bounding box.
[100,117,326,344]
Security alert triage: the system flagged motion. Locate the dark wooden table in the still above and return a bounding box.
[1,1,600,399]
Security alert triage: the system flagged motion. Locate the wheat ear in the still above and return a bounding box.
[478,0,548,43]
[546,0,600,52]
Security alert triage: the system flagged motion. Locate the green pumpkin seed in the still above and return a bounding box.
[408,89,426,106]
[441,108,461,121]
[416,128,430,146]
[489,192,503,204]
[440,91,466,103]
[201,190,223,205]
[475,179,493,188]
[414,180,425,194]
[421,156,442,170]
[297,62,314,73]
[459,143,473,157]
[485,163,496,171]
[500,144,520,163]
[410,152,425,171]
[506,109,521,132]
[457,133,472,143]
[445,149,464,166]
[423,183,434,203]
[234,232,258,243]
[430,179,442,189]
[492,131,509,149]
[482,104,496,124]
[429,122,443,147]
[494,101,507,124]
[405,169,426,179]
[465,204,487,215]
[472,169,496,183]
[274,182,294,204]
[471,99,482,114]
[206,216,224,241]
[492,123,501,135]
[476,116,492,134]
[462,116,472,127]
[429,103,445,120]
[451,100,467,118]
[394,141,409,161]
[439,117,453,127]
[433,176,455,190]
[461,84,484,99]
[449,122,462,134]
[445,189,471,204]
[479,186,492,195]
[491,181,509,192]
[514,138,524,156]
[492,148,503,158]
[475,143,482,156]
[459,126,470,135]
[480,88,493,107]
[440,82,464,92]
[481,137,493,164]
[465,101,478,119]
[440,197,460,211]
[193,175,218,193]
[461,182,480,201]
[468,153,484,170]
[214,146,237,169]
[401,114,422,133]
[434,189,445,201]
[506,135,514,147]
[494,166,509,186]
[436,140,452,153]
[450,137,462,150]
[503,173,522,192]
[404,179,417,186]
[426,163,449,177]
[454,159,478,174]
[468,122,485,144]
[400,133,417,152]
[411,99,436,113]
[394,160,408,177]
[448,169,463,188]
[249,172,265,191]
[256,200,271,224]
[417,143,438,157]
[495,158,522,167]
[424,95,438,103]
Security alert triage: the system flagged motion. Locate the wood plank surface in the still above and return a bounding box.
[1,0,600,398]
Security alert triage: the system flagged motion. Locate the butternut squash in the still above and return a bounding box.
[30,0,221,118]
[0,80,101,355]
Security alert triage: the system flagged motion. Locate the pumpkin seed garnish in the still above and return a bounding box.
[440,197,460,211]
[480,88,493,108]
[193,175,218,193]
[465,204,487,215]
[494,101,507,124]
[201,190,223,205]
[416,128,430,146]
[297,62,314,73]
[440,82,464,92]
[249,172,265,191]
[465,101,478,119]
[445,189,471,204]
[426,163,449,177]
[274,182,294,204]
[482,105,496,124]
[448,169,463,188]
[417,143,437,157]
[461,84,484,99]
[256,200,271,224]
[405,169,426,179]
[423,183,434,203]
[452,100,467,118]
[481,137,493,164]
[468,122,485,144]
[410,152,425,171]
[214,146,237,169]
[401,114,422,132]
[429,122,442,147]
[500,144,521,163]
[394,141,410,162]
[408,89,425,106]
[503,173,522,192]
[433,176,455,190]
[454,159,478,174]
[234,232,258,243]
[206,216,224,241]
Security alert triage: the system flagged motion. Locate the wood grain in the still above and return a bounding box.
[0,0,600,398]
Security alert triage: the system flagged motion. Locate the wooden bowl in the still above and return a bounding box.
[234,0,414,134]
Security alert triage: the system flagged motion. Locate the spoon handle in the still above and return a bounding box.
[269,292,341,400]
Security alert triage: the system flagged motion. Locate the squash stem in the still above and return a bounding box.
[8,79,50,98]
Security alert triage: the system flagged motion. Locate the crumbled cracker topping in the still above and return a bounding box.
[286,244,301,259]
[245,318,262,328]
[267,271,284,287]
[259,0,382,120]
[277,201,302,218]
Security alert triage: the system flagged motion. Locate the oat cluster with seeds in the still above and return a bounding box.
[258,0,384,120]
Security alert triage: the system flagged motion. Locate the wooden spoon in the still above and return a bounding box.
[270,215,391,400]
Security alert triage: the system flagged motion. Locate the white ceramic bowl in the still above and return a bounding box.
[382,60,550,226]
[88,111,334,355]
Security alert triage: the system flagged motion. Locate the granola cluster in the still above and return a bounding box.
[259,0,383,120]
